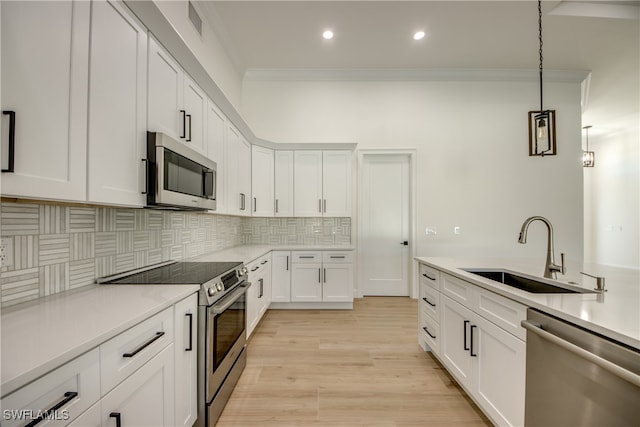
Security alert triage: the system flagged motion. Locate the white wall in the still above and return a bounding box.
[153,1,243,110]
[242,78,584,264]
[584,129,640,268]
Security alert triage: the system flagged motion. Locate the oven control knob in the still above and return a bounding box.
[207,287,216,297]
[216,283,224,292]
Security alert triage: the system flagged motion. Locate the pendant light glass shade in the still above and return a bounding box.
[583,125,595,167]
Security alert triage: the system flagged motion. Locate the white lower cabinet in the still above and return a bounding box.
[271,251,292,302]
[290,251,353,304]
[4,294,198,427]
[420,266,526,427]
[246,253,272,337]
[174,294,198,427]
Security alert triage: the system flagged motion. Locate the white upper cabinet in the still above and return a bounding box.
[147,36,183,139]
[1,0,90,201]
[226,125,252,216]
[207,100,226,213]
[147,36,207,155]
[251,146,274,216]
[294,151,351,217]
[274,151,294,217]
[87,0,147,207]
[294,151,323,217]
[322,151,352,217]
[182,76,207,154]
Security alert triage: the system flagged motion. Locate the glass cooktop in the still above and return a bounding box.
[105,261,242,285]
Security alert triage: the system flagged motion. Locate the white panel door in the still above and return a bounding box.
[274,151,294,217]
[147,36,183,140]
[183,76,207,154]
[440,296,474,391]
[322,151,352,217]
[174,294,198,427]
[100,345,175,427]
[207,100,226,213]
[271,251,291,302]
[291,264,323,302]
[323,264,353,302]
[87,0,147,206]
[361,155,410,296]
[294,151,323,217]
[251,145,274,216]
[1,1,89,201]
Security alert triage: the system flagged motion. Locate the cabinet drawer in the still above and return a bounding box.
[419,282,440,322]
[2,349,100,427]
[419,263,440,290]
[322,251,352,263]
[100,307,173,395]
[441,273,473,309]
[247,253,271,277]
[419,309,440,356]
[473,286,527,341]
[291,251,322,263]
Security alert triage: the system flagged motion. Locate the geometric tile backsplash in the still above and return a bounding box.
[0,201,351,307]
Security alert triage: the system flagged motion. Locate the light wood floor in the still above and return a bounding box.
[216,297,493,427]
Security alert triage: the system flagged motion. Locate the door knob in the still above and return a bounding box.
[400,241,409,246]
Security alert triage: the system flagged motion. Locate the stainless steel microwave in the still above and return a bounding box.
[145,132,216,211]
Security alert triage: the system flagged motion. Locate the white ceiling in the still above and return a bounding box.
[197,1,639,133]
[200,1,638,73]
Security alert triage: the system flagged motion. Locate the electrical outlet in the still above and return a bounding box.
[454,226,462,235]
[0,237,14,267]
[425,226,437,236]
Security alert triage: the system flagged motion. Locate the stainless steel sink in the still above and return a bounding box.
[462,269,594,294]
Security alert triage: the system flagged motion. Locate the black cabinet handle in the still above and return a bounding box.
[180,110,186,138]
[275,199,279,213]
[422,272,436,281]
[422,297,436,307]
[186,114,192,142]
[253,197,257,212]
[299,256,314,259]
[318,268,321,283]
[330,255,345,259]
[323,199,327,213]
[240,193,245,210]
[2,110,16,173]
[422,326,436,340]
[323,268,326,283]
[122,331,164,358]
[259,278,264,298]
[470,325,477,357]
[261,260,268,265]
[463,320,470,351]
[141,159,149,195]
[318,199,322,213]
[110,412,122,427]
[24,391,78,427]
[251,266,259,272]
[185,313,193,352]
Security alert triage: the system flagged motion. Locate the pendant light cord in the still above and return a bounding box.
[538,0,544,113]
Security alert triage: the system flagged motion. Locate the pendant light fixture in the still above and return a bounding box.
[528,0,556,157]
[582,125,595,167]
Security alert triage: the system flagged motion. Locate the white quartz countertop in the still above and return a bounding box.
[190,244,355,264]
[1,284,199,396]
[415,257,640,349]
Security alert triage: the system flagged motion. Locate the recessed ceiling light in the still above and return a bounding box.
[323,30,334,40]
[413,31,426,41]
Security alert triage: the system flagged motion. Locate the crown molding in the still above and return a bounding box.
[244,68,590,83]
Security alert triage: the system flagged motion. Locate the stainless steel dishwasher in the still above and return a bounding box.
[521,309,640,427]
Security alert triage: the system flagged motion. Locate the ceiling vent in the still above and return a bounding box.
[188,1,203,36]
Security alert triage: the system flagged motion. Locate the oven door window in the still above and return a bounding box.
[164,148,213,198]
[213,293,246,369]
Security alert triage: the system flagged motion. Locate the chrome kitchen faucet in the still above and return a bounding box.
[518,216,566,279]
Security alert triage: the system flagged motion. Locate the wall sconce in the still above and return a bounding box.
[582,125,595,167]
[528,0,557,157]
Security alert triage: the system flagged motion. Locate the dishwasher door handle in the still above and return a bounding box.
[521,320,640,388]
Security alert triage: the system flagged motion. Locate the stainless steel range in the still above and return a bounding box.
[100,261,250,427]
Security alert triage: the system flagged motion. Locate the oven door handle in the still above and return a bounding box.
[211,283,250,315]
